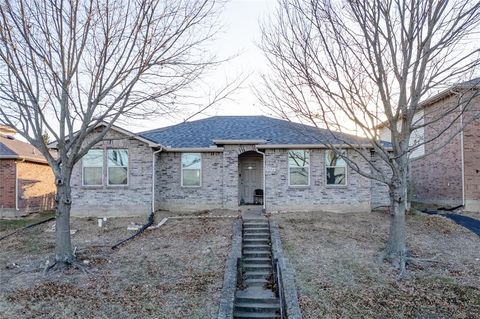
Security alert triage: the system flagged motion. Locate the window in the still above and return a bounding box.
[326,150,347,185]
[82,149,103,186]
[108,149,129,185]
[288,150,310,186]
[181,153,201,186]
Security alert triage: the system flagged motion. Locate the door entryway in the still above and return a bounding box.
[238,151,263,205]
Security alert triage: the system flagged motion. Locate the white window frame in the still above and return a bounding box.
[181,153,202,187]
[325,149,347,186]
[288,150,310,187]
[107,149,129,186]
[82,149,104,187]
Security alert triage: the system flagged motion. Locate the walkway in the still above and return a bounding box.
[233,207,280,318]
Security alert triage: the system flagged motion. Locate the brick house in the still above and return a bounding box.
[0,126,56,217]
[377,78,480,211]
[64,116,390,217]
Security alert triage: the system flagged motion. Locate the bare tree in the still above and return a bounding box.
[0,0,232,269]
[259,0,480,272]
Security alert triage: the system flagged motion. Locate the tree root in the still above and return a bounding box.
[43,259,91,275]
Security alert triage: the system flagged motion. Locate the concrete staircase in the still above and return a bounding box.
[233,217,281,319]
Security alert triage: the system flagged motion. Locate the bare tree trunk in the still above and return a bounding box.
[385,174,408,270]
[54,175,74,265]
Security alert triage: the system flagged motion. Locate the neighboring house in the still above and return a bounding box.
[377,78,480,211]
[0,126,56,217]
[65,116,390,217]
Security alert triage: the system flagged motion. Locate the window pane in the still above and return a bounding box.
[108,167,128,185]
[288,150,309,167]
[83,149,103,167]
[108,149,128,167]
[83,167,102,185]
[182,153,201,169]
[326,150,346,167]
[326,167,346,185]
[289,167,309,186]
[183,169,201,186]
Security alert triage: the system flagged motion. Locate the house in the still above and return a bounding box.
[377,78,480,211]
[0,126,56,217]
[67,116,390,217]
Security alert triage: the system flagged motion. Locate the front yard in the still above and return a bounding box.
[272,211,480,319]
[0,210,235,319]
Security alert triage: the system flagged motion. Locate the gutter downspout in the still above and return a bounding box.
[460,114,466,207]
[152,147,163,213]
[254,147,266,212]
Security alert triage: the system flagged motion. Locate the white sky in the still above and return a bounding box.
[127,0,278,133]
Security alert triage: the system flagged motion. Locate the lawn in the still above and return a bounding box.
[0,211,55,232]
[0,210,235,319]
[272,210,480,319]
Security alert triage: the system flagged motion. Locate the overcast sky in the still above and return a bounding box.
[127,0,278,133]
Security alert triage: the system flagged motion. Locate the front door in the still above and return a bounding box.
[239,159,261,204]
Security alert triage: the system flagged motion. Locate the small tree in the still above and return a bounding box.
[260,0,480,272]
[0,0,230,269]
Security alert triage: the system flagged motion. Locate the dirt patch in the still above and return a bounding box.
[273,211,480,318]
[0,214,235,319]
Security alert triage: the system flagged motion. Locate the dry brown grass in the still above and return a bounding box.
[0,213,235,319]
[273,211,480,319]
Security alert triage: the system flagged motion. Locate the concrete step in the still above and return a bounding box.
[243,264,272,272]
[243,238,270,243]
[233,311,280,318]
[244,228,270,233]
[236,297,280,305]
[244,234,270,239]
[243,244,271,251]
[243,223,269,228]
[243,257,271,264]
[244,252,271,258]
[244,271,271,279]
[234,302,280,313]
[245,278,269,287]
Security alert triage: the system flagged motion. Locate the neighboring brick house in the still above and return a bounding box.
[0,126,56,217]
[64,116,390,217]
[377,78,480,211]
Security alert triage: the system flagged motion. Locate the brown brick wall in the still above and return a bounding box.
[410,96,464,206]
[462,97,480,207]
[0,160,17,209]
[17,161,56,212]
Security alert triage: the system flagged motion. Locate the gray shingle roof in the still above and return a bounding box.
[140,116,368,148]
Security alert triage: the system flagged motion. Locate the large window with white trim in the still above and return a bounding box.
[326,150,347,185]
[82,149,103,186]
[108,149,129,185]
[181,153,201,187]
[288,150,310,186]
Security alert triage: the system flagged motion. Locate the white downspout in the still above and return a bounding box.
[151,147,163,213]
[254,147,266,212]
[460,114,465,207]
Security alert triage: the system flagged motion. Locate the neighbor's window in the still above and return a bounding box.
[288,150,310,186]
[83,149,104,186]
[181,153,201,186]
[326,150,347,185]
[108,149,129,185]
